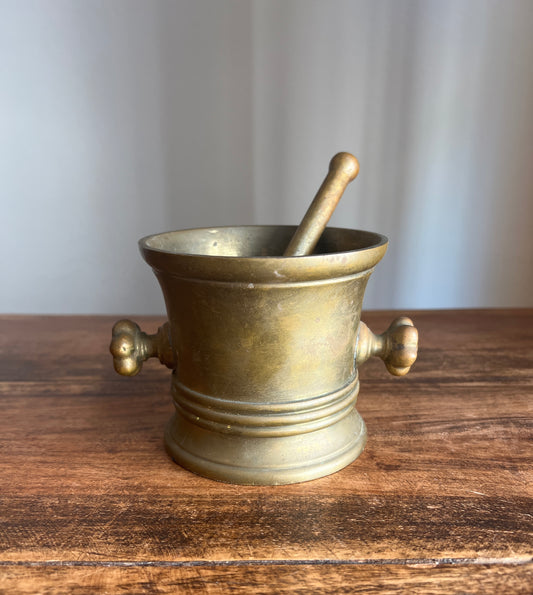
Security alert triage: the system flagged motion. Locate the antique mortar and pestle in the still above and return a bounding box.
[110,153,418,485]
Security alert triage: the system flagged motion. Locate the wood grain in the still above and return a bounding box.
[0,311,532,591]
[1,562,532,594]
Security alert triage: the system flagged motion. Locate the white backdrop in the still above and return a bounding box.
[2,0,533,314]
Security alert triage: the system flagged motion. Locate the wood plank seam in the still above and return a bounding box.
[0,558,532,568]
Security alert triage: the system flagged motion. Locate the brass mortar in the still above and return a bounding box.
[110,224,418,485]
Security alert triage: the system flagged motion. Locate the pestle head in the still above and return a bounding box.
[329,152,360,182]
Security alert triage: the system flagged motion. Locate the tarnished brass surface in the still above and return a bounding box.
[284,153,359,256]
[110,225,418,484]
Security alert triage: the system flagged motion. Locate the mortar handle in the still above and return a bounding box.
[356,317,418,376]
[110,319,176,376]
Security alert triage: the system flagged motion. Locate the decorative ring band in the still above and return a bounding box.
[171,374,359,437]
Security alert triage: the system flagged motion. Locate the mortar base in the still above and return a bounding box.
[164,410,367,485]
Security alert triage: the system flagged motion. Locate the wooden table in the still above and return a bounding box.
[1,310,531,593]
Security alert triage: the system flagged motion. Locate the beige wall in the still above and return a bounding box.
[2,0,532,313]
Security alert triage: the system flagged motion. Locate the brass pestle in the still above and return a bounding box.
[284,152,360,256]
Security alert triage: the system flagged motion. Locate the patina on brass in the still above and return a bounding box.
[110,225,418,485]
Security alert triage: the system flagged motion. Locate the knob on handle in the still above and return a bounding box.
[356,316,418,376]
[110,319,176,376]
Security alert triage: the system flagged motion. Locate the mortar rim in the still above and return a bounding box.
[139,225,388,283]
